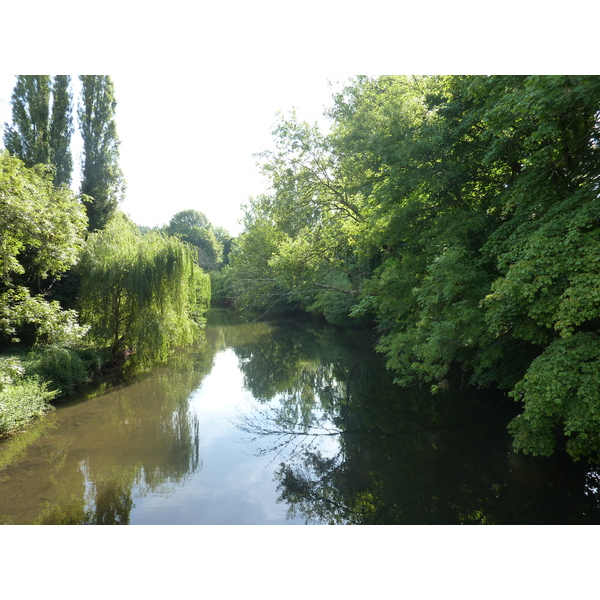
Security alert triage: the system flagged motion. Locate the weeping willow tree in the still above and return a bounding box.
[78,212,210,365]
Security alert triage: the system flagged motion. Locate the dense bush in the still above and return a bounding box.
[27,346,90,398]
[0,356,56,436]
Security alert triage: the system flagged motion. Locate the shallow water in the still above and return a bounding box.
[1,309,599,524]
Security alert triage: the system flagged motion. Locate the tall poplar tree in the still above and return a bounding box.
[3,76,52,167]
[3,75,74,187]
[49,75,73,187]
[78,75,125,231]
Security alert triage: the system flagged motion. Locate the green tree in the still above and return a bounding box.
[229,74,600,461]
[49,75,73,187]
[233,110,370,323]
[3,75,74,188]
[471,76,600,458]
[339,75,600,459]
[0,151,88,345]
[167,209,223,271]
[78,211,210,364]
[3,76,52,168]
[214,226,233,266]
[78,75,125,231]
[228,201,299,316]
[168,209,211,231]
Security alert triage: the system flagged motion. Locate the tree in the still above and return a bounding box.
[167,209,223,271]
[472,76,600,458]
[214,226,233,266]
[228,202,299,316]
[3,76,52,168]
[49,75,73,187]
[0,151,88,345]
[3,75,74,188]
[335,75,600,459]
[168,209,211,232]
[78,75,125,231]
[228,74,600,461]
[78,212,210,364]
[232,110,371,323]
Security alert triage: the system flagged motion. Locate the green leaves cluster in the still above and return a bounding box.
[78,212,210,365]
[167,209,223,272]
[230,75,600,461]
[0,356,57,436]
[0,151,88,345]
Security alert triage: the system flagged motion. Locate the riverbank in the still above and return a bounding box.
[0,345,105,439]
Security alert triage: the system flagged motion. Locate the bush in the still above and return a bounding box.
[27,346,90,398]
[0,356,57,436]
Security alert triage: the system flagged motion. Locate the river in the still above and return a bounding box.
[1,309,599,524]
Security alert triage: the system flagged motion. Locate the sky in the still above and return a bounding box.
[1,4,593,238]
[0,73,343,236]
[113,73,343,235]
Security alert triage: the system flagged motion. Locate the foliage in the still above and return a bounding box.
[214,226,234,266]
[0,356,56,437]
[26,346,90,398]
[0,151,88,344]
[168,208,211,231]
[79,75,125,231]
[167,209,223,271]
[78,212,209,364]
[49,75,73,187]
[3,75,74,187]
[0,288,88,345]
[209,267,234,305]
[229,107,371,323]
[229,75,600,461]
[508,333,600,461]
[227,209,300,315]
[3,76,52,168]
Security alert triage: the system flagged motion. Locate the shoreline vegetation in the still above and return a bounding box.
[3,75,600,465]
[0,76,213,439]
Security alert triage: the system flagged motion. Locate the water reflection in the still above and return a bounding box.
[2,310,600,524]
[0,343,212,524]
[227,313,600,524]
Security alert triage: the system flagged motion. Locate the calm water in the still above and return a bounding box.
[1,309,600,524]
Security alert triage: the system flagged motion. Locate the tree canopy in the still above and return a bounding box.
[228,75,600,462]
[78,212,210,364]
[0,151,88,345]
[167,209,223,272]
[3,75,75,188]
[49,75,73,187]
[3,76,52,168]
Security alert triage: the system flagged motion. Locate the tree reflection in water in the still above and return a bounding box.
[0,341,212,525]
[232,316,600,525]
[3,311,600,524]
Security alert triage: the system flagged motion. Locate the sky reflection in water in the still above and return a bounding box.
[129,348,308,525]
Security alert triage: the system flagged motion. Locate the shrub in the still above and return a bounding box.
[0,356,57,436]
[27,346,90,398]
